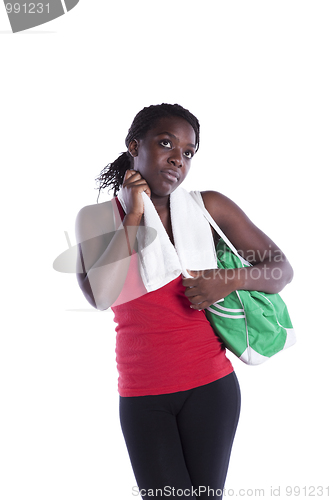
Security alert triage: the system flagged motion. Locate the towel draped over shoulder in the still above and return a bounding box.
[116,187,218,292]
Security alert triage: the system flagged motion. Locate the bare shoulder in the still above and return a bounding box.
[77,199,113,218]
[75,200,116,242]
[200,190,235,210]
[200,190,250,232]
[200,190,285,262]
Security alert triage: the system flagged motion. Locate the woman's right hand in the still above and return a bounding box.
[121,169,151,218]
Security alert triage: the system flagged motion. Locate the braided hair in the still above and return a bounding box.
[95,103,200,202]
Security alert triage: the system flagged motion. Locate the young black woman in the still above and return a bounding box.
[75,103,293,499]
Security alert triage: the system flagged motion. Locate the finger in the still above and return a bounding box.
[123,171,149,189]
[189,299,207,310]
[142,183,151,197]
[122,179,152,201]
[190,303,206,311]
[186,292,204,304]
[184,288,199,298]
[123,178,148,188]
[182,278,199,288]
[190,297,210,309]
[122,179,150,193]
[123,169,138,181]
[123,172,143,185]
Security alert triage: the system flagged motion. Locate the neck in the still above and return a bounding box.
[150,193,170,214]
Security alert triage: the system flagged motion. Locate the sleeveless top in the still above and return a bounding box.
[110,198,234,397]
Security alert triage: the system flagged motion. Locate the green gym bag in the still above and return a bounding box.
[190,191,296,365]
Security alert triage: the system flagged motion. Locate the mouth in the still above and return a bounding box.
[160,169,180,183]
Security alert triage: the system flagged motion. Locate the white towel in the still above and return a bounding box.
[117,186,218,292]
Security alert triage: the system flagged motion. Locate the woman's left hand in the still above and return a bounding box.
[182,269,238,310]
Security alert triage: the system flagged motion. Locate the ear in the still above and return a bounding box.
[128,139,139,158]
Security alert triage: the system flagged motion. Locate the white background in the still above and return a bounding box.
[1,1,332,499]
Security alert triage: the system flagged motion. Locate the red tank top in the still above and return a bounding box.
[110,198,233,397]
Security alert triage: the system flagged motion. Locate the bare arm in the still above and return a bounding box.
[75,207,142,310]
[182,190,293,310]
[75,169,151,311]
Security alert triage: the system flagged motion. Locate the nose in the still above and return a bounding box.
[168,149,183,167]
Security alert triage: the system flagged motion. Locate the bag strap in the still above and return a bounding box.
[190,190,251,267]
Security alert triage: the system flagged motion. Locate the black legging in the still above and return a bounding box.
[119,371,241,499]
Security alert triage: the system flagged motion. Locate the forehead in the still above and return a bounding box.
[145,116,196,144]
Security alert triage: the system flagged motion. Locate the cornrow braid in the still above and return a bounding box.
[95,103,200,202]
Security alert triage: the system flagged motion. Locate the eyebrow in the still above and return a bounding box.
[155,132,196,149]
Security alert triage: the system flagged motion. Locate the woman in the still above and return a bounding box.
[75,103,293,499]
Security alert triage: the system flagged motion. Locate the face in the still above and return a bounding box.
[128,116,196,200]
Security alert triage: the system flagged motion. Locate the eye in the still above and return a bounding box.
[160,139,172,148]
[184,150,194,159]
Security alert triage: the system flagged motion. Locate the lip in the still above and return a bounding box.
[160,169,180,182]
